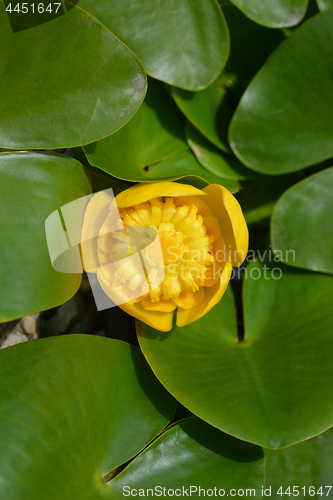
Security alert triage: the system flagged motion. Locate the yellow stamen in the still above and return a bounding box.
[173,288,205,310]
[99,196,222,313]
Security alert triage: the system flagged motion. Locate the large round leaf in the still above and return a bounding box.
[170,6,284,151]
[137,261,333,449]
[78,0,229,90]
[0,2,146,149]
[186,121,257,181]
[271,167,333,274]
[265,428,333,498]
[229,9,333,174]
[83,78,188,178]
[0,335,176,500]
[109,418,264,498]
[0,152,91,321]
[229,0,309,27]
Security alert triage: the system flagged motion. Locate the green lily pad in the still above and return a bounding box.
[0,152,91,321]
[0,2,146,149]
[0,335,176,500]
[265,429,333,498]
[271,167,333,274]
[170,6,284,151]
[186,121,257,181]
[109,418,264,498]
[77,0,229,90]
[229,0,309,27]
[137,260,333,449]
[229,9,333,174]
[83,78,188,179]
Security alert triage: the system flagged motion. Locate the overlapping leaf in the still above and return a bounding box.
[229,0,309,27]
[137,261,333,449]
[170,6,284,151]
[186,121,257,181]
[271,167,333,274]
[82,80,240,192]
[229,9,333,174]
[0,2,146,149]
[78,0,229,90]
[82,79,188,180]
[109,418,264,499]
[136,150,240,193]
[0,152,91,321]
[0,335,176,500]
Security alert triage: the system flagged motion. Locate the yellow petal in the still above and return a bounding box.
[176,261,232,327]
[173,288,205,310]
[115,181,206,208]
[204,234,225,287]
[141,296,177,312]
[121,302,174,332]
[81,191,113,273]
[202,184,248,267]
[97,269,174,331]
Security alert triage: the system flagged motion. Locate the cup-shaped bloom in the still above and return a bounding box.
[81,181,248,331]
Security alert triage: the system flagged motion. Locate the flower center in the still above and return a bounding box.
[159,230,184,265]
[97,196,222,310]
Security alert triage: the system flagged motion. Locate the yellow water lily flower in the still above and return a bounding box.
[81,181,248,332]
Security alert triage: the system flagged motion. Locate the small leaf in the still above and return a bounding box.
[186,121,257,181]
[229,0,309,27]
[229,9,333,174]
[170,6,284,151]
[271,167,333,274]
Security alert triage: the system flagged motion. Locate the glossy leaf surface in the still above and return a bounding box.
[171,6,284,151]
[109,418,264,499]
[271,167,333,274]
[229,0,309,27]
[0,152,91,321]
[0,335,176,500]
[137,261,333,449]
[229,9,333,174]
[78,0,229,90]
[265,429,333,497]
[0,2,146,149]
